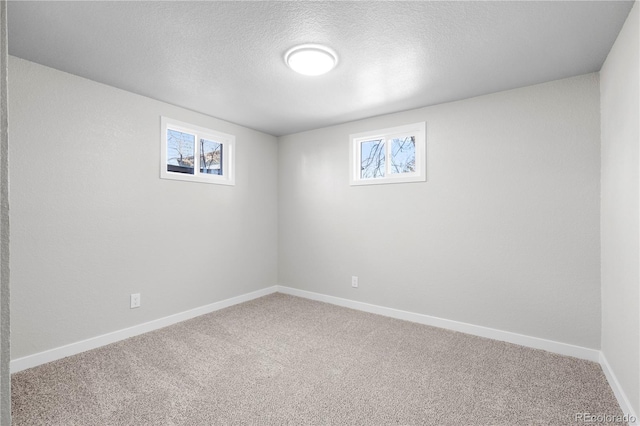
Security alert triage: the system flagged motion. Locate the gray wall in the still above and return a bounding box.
[600,2,640,416]
[8,57,278,359]
[279,73,601,349]
[0,1,9,424]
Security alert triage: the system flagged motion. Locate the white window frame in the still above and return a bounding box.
[350,122,426,186]
[160,117,235,186]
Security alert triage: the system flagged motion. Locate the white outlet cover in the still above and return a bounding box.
[130,293,141,309]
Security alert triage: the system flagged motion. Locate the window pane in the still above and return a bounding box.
[390,136,416,174]
[200,139,223,175]
[361,139,385,179]
[166,129,195,174]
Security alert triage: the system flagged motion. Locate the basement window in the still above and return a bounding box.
[350,122,426,185]
[160,117,235,185]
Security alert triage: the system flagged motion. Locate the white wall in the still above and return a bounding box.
[8,57,278,359]
[0,1,10,423]
[600,1,640,416]
[279,73,601,349]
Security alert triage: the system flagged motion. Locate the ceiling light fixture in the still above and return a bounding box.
[285,44,338,76]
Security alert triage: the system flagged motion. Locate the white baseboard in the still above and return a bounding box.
[276,285,601,362]
[10,286,278,373]
[600,352,639,425]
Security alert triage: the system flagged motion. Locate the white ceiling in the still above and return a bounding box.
[8,1,634,136]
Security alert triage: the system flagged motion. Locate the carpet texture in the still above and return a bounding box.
[12,293,624,425]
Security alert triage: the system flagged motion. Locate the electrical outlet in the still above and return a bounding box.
[351,276,358,288]
[130,293,141,309]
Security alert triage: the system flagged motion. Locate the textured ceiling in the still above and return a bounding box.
[7,1,634,136]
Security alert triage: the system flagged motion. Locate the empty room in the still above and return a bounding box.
[0,0,639,424]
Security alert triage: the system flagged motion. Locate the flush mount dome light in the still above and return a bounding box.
[285,44,338,76]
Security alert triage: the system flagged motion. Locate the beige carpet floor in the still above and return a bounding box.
[12,293,623,425]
